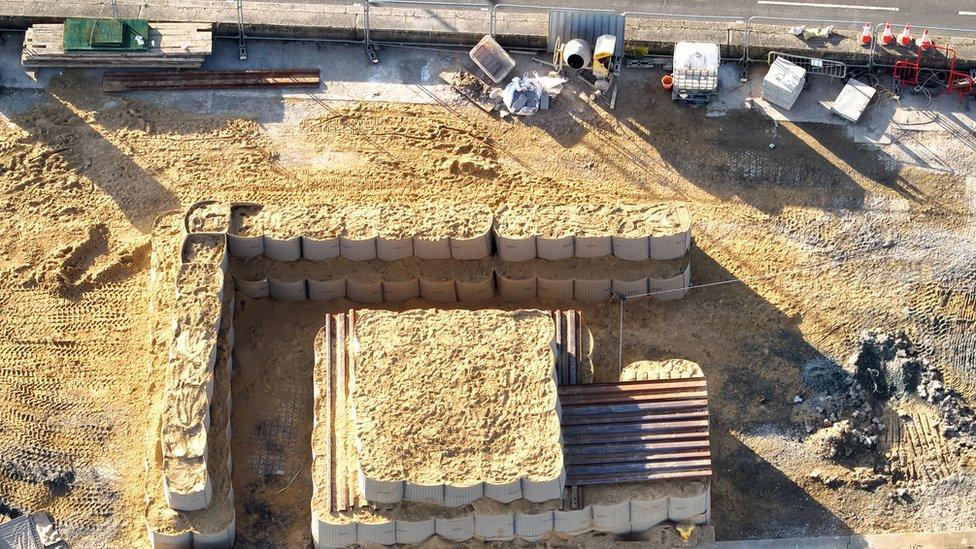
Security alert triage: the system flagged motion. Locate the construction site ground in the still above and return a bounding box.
[1,34,975,548]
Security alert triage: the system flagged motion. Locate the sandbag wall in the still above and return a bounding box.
[148,228,236,548]
[493,204,692,262]
[312,481,710,547]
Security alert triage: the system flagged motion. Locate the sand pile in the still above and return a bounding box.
[494,203,690,238]
[350,309,562,487]
[621,359,704,381]
[161,276,222,503]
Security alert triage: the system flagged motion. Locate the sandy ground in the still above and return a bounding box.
[0,59,974,548]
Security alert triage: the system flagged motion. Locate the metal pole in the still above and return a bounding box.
[111,0,119,18]
[617,295,624,375]
[237,0,247,60]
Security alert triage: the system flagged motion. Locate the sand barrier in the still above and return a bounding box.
[418,277,457,302]
[339,235,377,261]
[268,278,307,300]
[474,514,515,541]
[436,514,474,541]
[450,232,492,260]
[234,277,269,298]
[377,236,413,261]
[412,236,452,259]
[668,481,709,521]
[228,203,264,257]
[612,235,650,261]
[537,235,574,261]
[184,200,230,234]
[346,279,383,303]
[649,262,692,301]
[495,234,537,262]
[574,278,612,302]
[381,278,420,302]
[537,277,574,301]
[611,277,648,297]
[181,233,228,273]
[592,501,630,534]
[515,511,554,541]
[456,278,494,302]
[303,236,341,261]
[308,278,346,301]
[444,484,484,507]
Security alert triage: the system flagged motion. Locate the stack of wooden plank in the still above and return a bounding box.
[22,22,213,68]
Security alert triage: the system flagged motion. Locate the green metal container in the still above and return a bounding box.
[63,18,150,51]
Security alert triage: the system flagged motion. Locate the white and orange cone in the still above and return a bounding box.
[917,28,933,49]
[880,22,895,45]
[859,23,873,46]
[897,25,913,47]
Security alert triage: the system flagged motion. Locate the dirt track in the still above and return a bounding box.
[0,71,974,546]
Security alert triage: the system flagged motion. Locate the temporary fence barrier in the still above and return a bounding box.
[621,11,747,63]
[746,17,875,67]
[871,23,976,68]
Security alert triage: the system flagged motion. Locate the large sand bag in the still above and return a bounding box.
[307,278,345,301]
[377,236,413,261]
[435,514,475,542]
[521,467,565,502]
[263,235,302,262]
[234,277,269,299]
[474,513,515,541]
[574,235,612,258]
[456,278,493,302]
[404,482,445,505]
[495,272,536,301]
[444,483,484,507]
[419,278,457,303]
[359,472,404,504]
[450,232,492,260]
[592,501,630,534]
[268,278,307,301]
[611,277,648,297]
[358,520,396,545]
[483,480,522,503]
[574,278,612,302]
[668,481,709,521]
[613,235,650,261]
[648,263,691,301]
[515,511,554,541]
[340,235,378,261]
[537,234,574,261]
[554,507,592,535]
[346,279,383,303]
[649,231,690,260]
[311,516,357,548]
[495,233,537,262]
[382,278,420,302]
[396,518,435,545]
[302,236,340,261]
[163,474,212,512]
[537,277,573,300]
[413,236,451,260]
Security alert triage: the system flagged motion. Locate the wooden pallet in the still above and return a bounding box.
[23,22,212,68]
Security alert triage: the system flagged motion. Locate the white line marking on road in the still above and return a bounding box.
[757,1,899,11]
[960,11,976,16]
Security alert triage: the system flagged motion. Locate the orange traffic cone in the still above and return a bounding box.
[917,28,933,49]
[897,25,913,47]
[880,22,895,45]
[859,23,872,46]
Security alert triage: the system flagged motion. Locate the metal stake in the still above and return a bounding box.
[617,294,625,375]
[237,0,247,60]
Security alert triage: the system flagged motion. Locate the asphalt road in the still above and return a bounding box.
[286,0,976,31]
